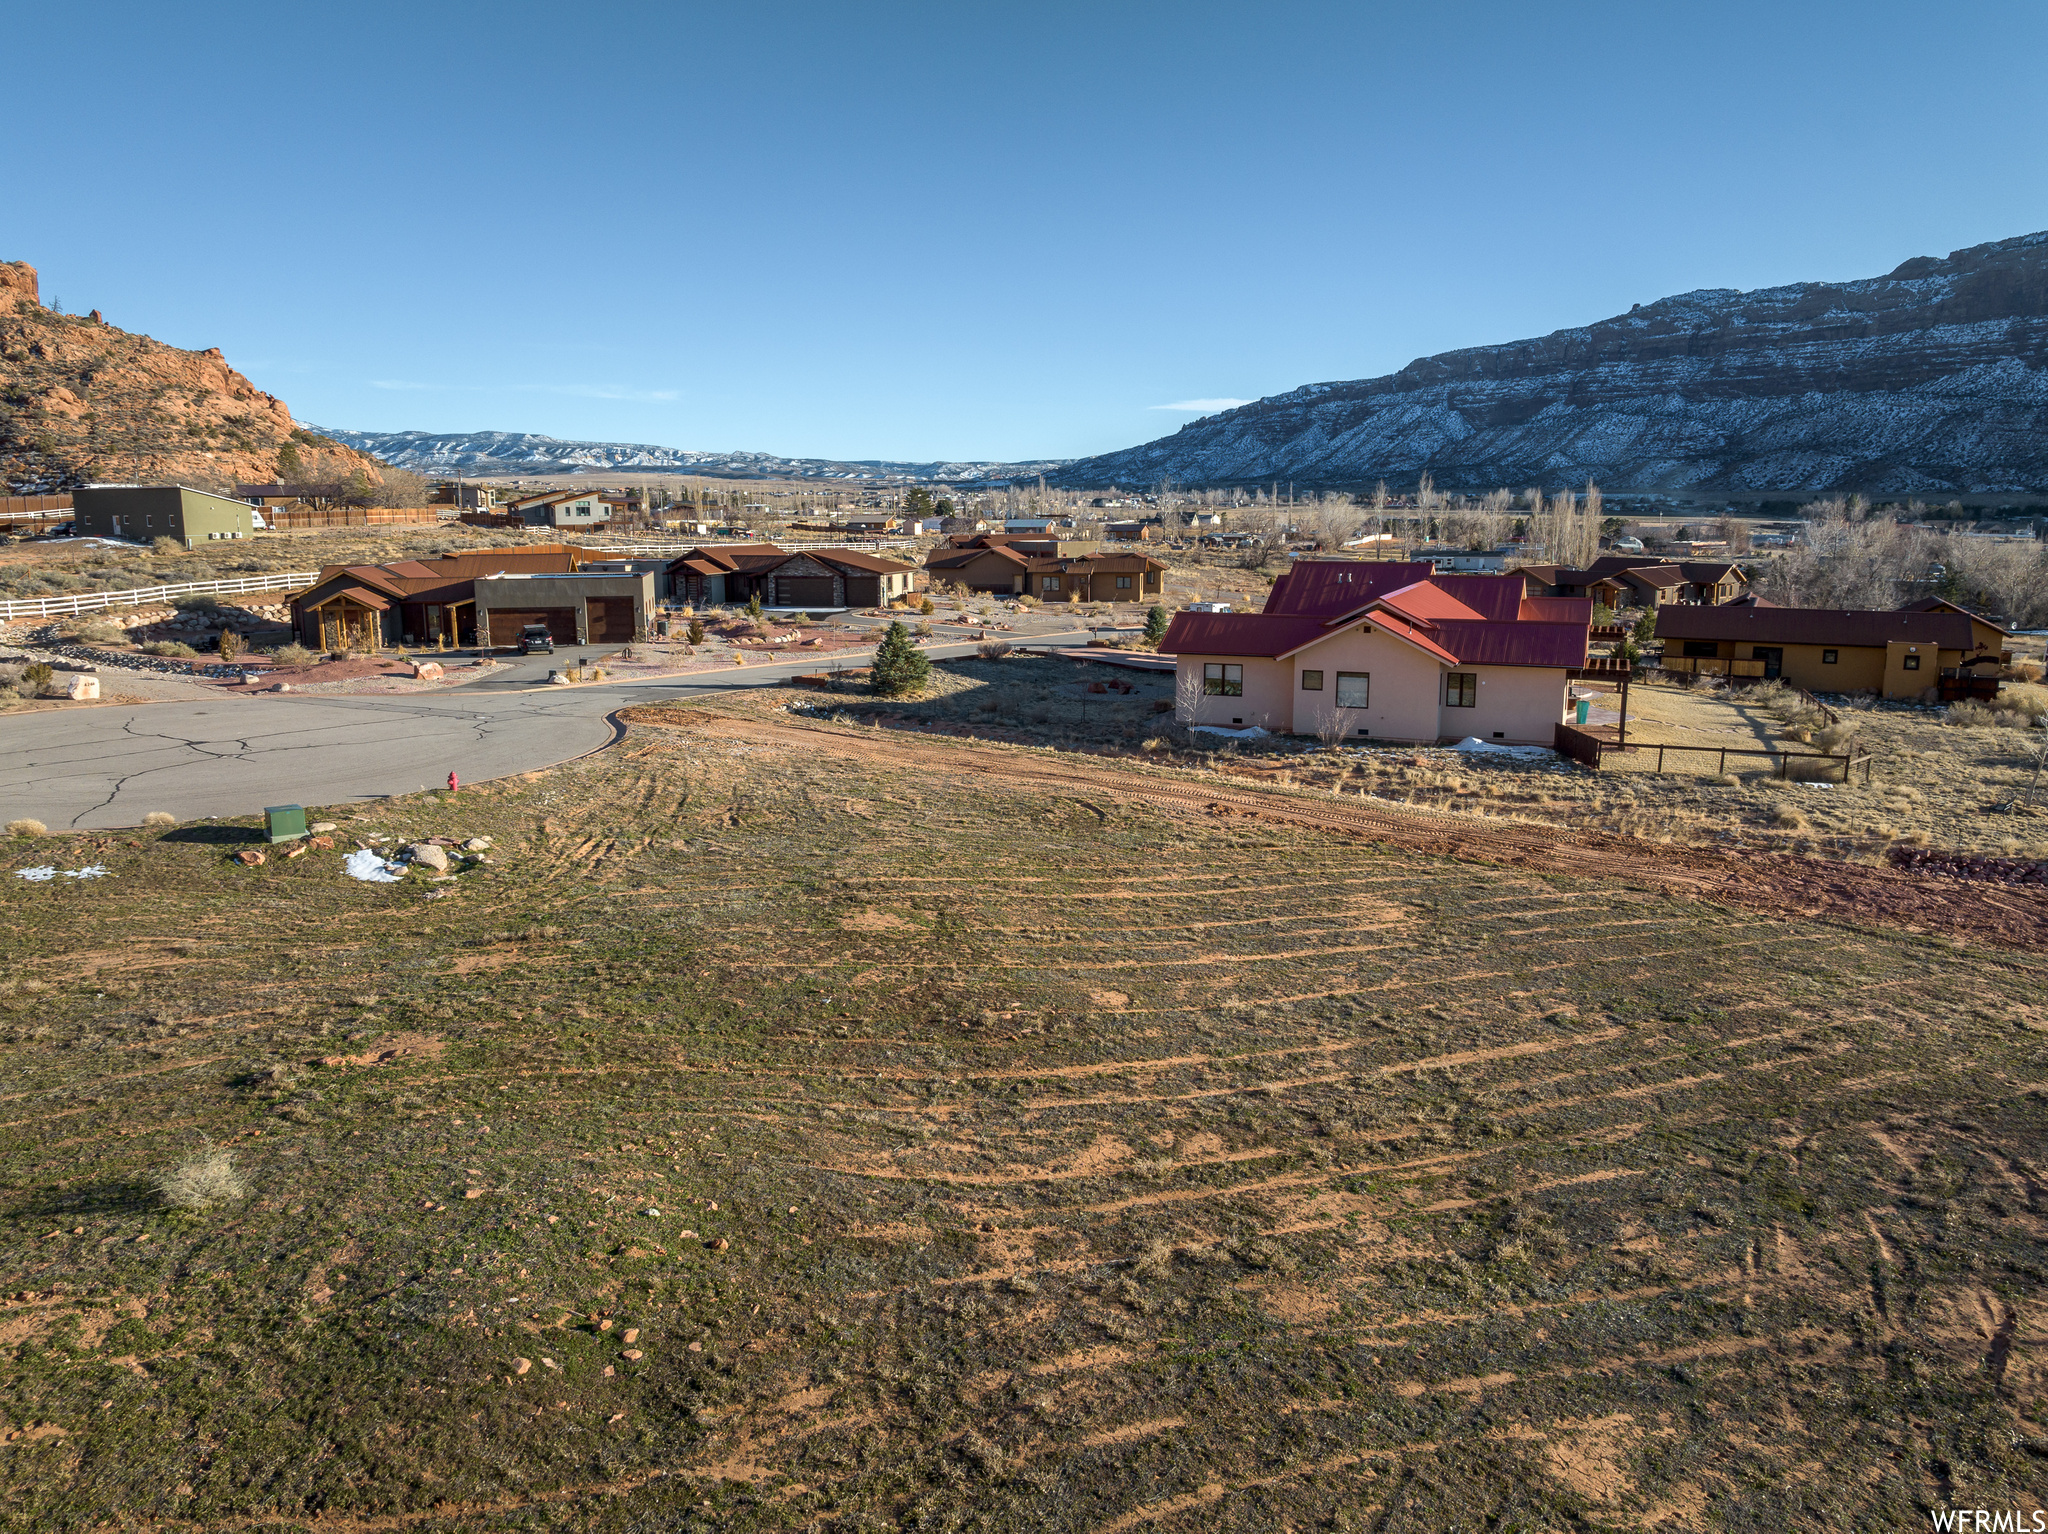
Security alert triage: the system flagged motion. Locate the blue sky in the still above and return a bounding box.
[12,1,2048,463]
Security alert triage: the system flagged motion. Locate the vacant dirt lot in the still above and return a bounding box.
[0,705,2043,1531]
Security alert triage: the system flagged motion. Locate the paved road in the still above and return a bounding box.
[0,631,1098,830]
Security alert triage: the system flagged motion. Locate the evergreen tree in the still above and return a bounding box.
[870,620,930,697]
[1143,605,1169,643]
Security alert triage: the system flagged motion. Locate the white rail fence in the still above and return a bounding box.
[583,537,924,555]
[0,571,321,622]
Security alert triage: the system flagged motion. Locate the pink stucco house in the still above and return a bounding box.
[1159,561,1593,744]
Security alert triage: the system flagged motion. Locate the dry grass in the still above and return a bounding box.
[0,714,2042,1528]
[5,818,47,837]
[142,811,176,828]
[153,1148,249,1210]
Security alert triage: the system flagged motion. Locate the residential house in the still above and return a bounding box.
[289,545,590,650]
[473,570,655,646]
[1105,521,1158,541]
[665,544,791,608]
[1521,557,1749,607]
[1018,551,1166,604]
[506,489,613,529]
[73,484,259,547]
[924,541,1032,593]
[1414,547,1510,573]
[1653,603,2006,698]
[761,547,917,608]
[236,481,348,510]
[1898,597,2015,656]
[582,557,676,602]
[1159,561,1591,743]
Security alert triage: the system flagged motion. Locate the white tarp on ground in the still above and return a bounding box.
[1453,737,1555,760]
[1190,724,1270,739]
[15,865,108,881]
[344,849,405,883]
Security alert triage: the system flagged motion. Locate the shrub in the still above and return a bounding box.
[745,592,765,622]
[686,619,707,645]
[273,643,312,665]
[142,641,200,657]
[6,818,48,837]
[870,621,930,697]
[918,595,934,616]
[60,619,124,644]
[20,662,53,695]
[150,536,183,555]
[977,640,1013,660]
[1771,807,1808,829]
[154,1147,248,1210]
[143,811,176,828]
[171,594,219,612]
[217,630,245,660]
[1143,606,1169,643]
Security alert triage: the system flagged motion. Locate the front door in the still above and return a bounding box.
[1752,647,1783,679]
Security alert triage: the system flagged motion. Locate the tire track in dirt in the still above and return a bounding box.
[643,711,2048,954]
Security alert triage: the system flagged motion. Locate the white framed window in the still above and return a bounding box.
[1202,662,1242,697]
[1335,671,1369,708]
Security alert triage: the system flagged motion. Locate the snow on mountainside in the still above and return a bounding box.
[315,427,1064,484]
[1056,231,2048,494]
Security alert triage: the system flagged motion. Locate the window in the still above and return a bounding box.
[1335,671,1369,708]
[1043,577,1060,592]
[1300,669,1323,691]
[1822,649,1838,664]
[1202,663,1242,696]
[1115,575,1131,589]
[1903,653,1920,670]
[1445,672,1477,707]
[1683,640,1718,658]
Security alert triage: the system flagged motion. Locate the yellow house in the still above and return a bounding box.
[1653,603,2002,699]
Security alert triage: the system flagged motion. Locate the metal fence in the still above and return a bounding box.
[0,571,321,622]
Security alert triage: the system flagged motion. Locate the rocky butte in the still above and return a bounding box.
[0,260,385,494]
[1058,230,2048,495]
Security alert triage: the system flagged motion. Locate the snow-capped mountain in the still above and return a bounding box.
[1056,231,2048,494]
[315,427,1064,485]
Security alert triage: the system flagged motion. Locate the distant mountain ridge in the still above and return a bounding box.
[315,427,1065,485]
[1056,231,2048,494]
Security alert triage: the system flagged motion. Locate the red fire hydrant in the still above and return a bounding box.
[447,771,460,794]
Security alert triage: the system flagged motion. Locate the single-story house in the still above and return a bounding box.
[1652,603,2004,698]
[666,543,792,607]
[236,481,348,510]
[1105,520,1158,541]
[582,557,676,602]
[473,571,654,646]
[1898,597,2014,656]
[73,484,260,547]
[924,541,1031,593]
[289,546,588,650]
[506,489,613,528]
[1521,558,1749,607]
[762,547,917,608]
[1019,551,1166,603]
[659,543,918,609]
[1415,547,1510,573]
[1160,560,1591,743]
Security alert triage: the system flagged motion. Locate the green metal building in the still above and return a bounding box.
[71,484,258,548]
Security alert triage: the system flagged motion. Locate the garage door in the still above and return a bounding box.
[780,576,835,608]
[842,576,880,606]
[487,608,576,646]
[587,597,637,642]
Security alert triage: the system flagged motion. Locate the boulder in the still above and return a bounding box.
[407,843,450,873]
[412,661,444,681]
[462,837,492,851]
[66,676,99,701]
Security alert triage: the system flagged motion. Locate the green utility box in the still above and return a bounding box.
[264,804,308,843]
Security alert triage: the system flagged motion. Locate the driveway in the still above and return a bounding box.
[0,631,1099,829]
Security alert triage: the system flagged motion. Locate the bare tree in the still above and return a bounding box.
[1175,662,1202,724]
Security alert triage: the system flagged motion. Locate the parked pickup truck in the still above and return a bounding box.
[515,624,556,655]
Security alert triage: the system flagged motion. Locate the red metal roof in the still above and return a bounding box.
[1159,612,1333,657]
[1432,620,1589,668]
[1264,561,1435,616]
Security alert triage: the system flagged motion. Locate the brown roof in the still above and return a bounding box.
[1654,604,1978,650]
[926,545,1026,570]
[1900,596,2013,634]
[796,548,915,575]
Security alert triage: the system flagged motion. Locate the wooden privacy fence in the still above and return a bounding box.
[1553,723,1871,783]
[0,570,319,621]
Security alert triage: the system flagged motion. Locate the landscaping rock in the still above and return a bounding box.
[407,843,450,873]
